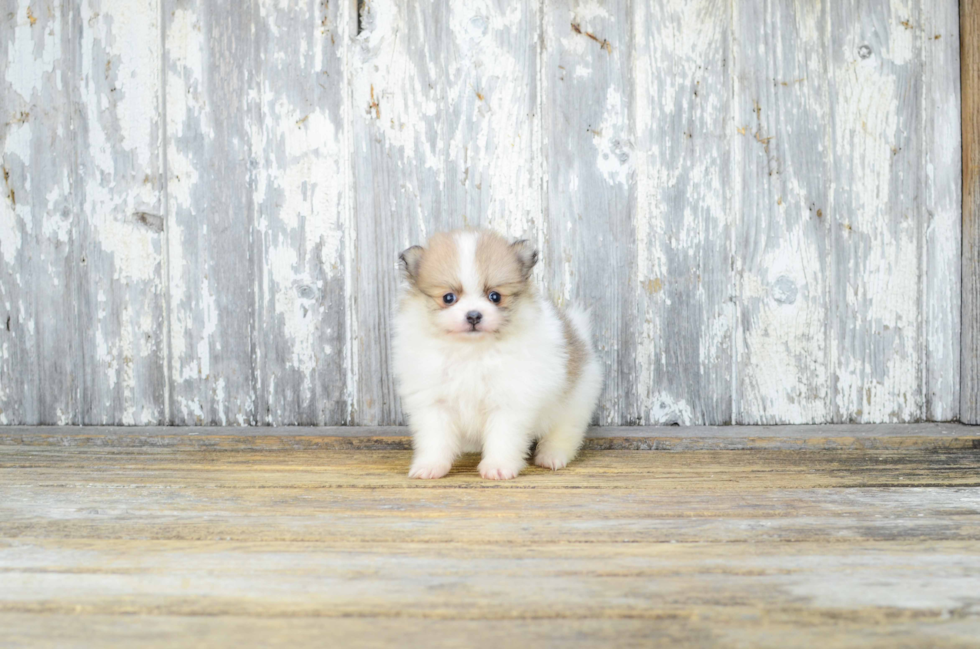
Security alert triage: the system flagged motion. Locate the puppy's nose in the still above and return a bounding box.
[466,311,482,325]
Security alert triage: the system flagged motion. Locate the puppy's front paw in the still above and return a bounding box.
[533,449,570,471]
[477,459,523,480]
[409,460,452,479]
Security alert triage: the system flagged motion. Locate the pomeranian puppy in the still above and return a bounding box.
[393,229,602,480]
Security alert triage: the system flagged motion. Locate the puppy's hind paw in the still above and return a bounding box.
[533,450,570,471]
[408,460,452,479]
[477,460,522,480]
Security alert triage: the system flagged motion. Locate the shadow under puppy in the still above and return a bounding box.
[393,230,602,480]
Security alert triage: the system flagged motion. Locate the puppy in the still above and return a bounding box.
[393,229,602,480]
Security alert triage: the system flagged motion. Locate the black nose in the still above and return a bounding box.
[466,311,482,325]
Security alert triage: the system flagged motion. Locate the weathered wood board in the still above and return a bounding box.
[1,0,80,425]
[830,0,922,422]
[250,0,349,425]
[1,433,979,646]
[2,422,977,451]
[733,0,830,424]
[163,0,256,425]
[925,0,962,422]
[542,0,636,425]
[0,0,966,425]
[75,0,167,425]
[633,0,733,426]
[3,615,980,649]
[963,0,980,424]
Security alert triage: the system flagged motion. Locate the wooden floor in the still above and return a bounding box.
[2,425,979,648]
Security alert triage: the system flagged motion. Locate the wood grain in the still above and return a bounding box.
[251,0,349,425]
[348,0,454,425]
[164,0,257,425]
[963,0,980,424]
[445,0,541,236]
[0,0,80,424]
[1,436,979,647]
[829,0,923,422]
[543,0,636,424]
[2,423,977,451]
[3,615,979,649]
[924,0,962,421]
[733,0,831,423]
[632,0,733,425]
[75,0,167,425]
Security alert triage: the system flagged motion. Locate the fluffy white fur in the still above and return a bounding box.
[393,230,603,480]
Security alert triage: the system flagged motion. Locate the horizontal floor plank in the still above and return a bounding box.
[3,614,978,649]
[2,423,978,451]
[2,540,980,619]
[2,448,978,489]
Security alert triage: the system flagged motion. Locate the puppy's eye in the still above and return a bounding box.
[442,293,456,305]
[488,291,501,304]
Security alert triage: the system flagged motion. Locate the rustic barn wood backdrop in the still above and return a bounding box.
[0,0,965,426]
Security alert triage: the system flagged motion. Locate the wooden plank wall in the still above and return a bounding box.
[0,0,965,426]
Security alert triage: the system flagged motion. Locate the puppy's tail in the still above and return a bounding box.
[563,304,594,346]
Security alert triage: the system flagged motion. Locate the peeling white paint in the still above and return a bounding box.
[351,0,443,176]
[831,7,921,422]
[4,1,60,102]
[886,0,916,65]
[93,0,160,169]
[72,0,166,425]
[447,0,541,237]
[165,8,204,135]
[0,122,32,263]
[593,87,631,187]
[646,392,695,426]
[632,0,732,424]
[0,196,25,265]
[570,1,611,23]
[921,0,962,421]
[249,0,350,423]
[195,265,218,384]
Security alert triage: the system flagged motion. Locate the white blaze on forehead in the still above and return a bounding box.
[455,231,481,296]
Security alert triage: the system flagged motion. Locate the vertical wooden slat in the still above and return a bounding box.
[75,0,167,424]
[0,0,80,424]
[349,0,454,425]
[632,0,733,425]
[963,0,980,424]
[251,0,349,425]
[445,0,542,237]
[733,0,831,423]
[922,0,961,421]
[542,0,635,425]
[164,0,256,425]
[829,0,923,422]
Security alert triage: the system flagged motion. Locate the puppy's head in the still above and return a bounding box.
[399,230,538,337]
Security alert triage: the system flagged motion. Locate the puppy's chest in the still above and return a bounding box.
[431,348,505,409]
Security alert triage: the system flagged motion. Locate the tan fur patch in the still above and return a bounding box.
[559,310,586,388]
[475,231,527,295]
[415,232,461,297]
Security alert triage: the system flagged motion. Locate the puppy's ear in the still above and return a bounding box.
[510,239,538,280]
[398,245,425,283]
